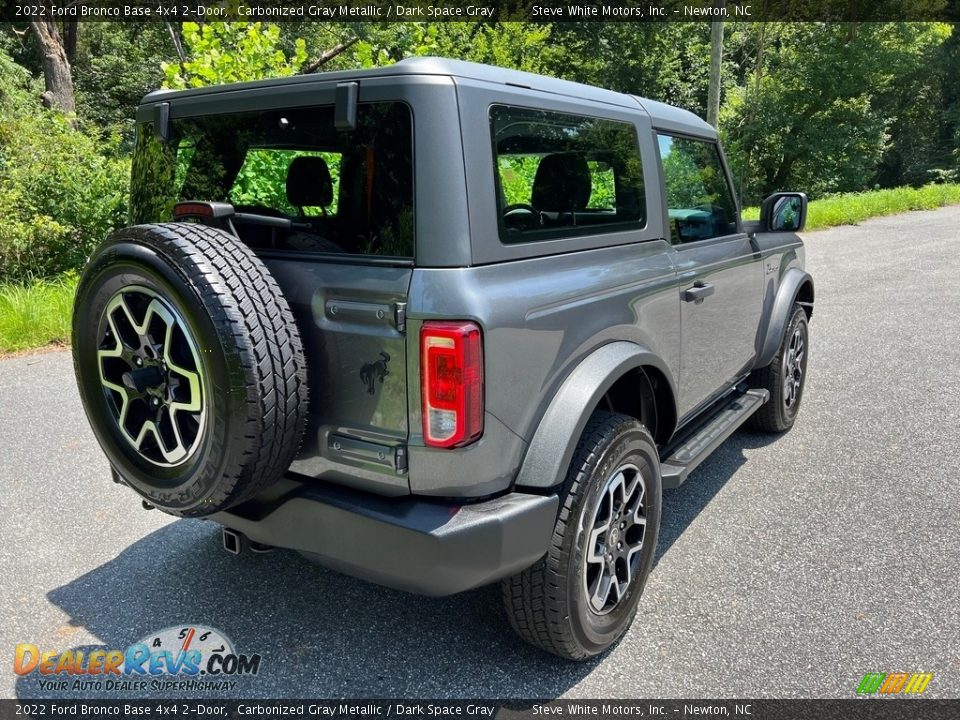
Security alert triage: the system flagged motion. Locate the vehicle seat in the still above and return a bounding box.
[284,156,344,252]
[531,152,592,225]
[286,155,334,218]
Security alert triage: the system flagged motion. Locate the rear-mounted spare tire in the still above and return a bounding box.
[72,223,308,517]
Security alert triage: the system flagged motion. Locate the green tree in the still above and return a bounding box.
[546,24,711,113]
[722,22,951,202]
[162,22,307,89]
[876,22,960,186]
[71,23,169,148]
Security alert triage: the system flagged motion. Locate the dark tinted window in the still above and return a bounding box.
[131,102,413,257]
[490,105,646,243]
[656,134,737,244]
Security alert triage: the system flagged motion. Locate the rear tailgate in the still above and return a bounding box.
[263,257,412,496]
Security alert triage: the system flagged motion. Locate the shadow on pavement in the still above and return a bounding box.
[24,429,776,699]
[26,520,593,699]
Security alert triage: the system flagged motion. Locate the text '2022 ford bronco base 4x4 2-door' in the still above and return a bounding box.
[72,58,814,660]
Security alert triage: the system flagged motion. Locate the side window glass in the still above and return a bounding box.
[657,134,738,244]
[490,105,646,243]
[587,160,616,208]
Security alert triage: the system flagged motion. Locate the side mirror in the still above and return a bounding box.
[759,192,807,232]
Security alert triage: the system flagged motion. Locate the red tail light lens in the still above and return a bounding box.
[173,202,215,219]
[421,321,483,448]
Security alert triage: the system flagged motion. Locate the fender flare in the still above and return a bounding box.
[515,342,677,490]
[756,268,814,368]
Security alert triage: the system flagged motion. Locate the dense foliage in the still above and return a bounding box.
[162,22,307,89]
[1,20,958,281]
[0,46,128,280]
[721,23,955,201]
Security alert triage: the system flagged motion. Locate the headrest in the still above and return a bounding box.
[286,155,333,209]
[531,152,592,212]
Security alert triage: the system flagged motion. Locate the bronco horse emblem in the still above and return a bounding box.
[360,352,391,395]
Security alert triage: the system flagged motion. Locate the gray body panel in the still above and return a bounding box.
[405,241,679,496]
[262,255,413,496]
[673,234,764,420]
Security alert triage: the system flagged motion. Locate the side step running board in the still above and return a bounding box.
[660,388,769,489]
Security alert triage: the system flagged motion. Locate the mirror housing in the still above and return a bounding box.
[758,192,808,233]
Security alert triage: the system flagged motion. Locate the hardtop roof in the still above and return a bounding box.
[141,56,714,137]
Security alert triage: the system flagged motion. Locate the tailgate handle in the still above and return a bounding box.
[325,299,402,330]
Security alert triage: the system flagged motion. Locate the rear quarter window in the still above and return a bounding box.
[489,105,646,244]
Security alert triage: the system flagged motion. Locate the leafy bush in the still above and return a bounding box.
[0,50,128,280]
[230,149,341,215]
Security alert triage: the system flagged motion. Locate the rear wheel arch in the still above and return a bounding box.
[515,342,677,491]
[796,279,815,319]
[602,366,676,447]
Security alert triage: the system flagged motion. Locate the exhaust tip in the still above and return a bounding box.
[222,528,245,555]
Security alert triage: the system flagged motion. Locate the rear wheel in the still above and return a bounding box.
[502,411,661,660]
[72,223,308,517]
[750,303,809,432]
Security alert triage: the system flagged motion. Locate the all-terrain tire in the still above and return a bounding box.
[502,411,661,660]
[72,223,308,517]
[749,303,809,433]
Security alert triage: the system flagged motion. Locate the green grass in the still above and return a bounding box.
[0,274,78,354]
[742,183,960,230]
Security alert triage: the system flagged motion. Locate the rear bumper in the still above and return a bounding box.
[209,476,558,596]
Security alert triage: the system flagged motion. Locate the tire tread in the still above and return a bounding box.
[749,303,807,433]
[77,222,308,516]
[502,411,652,660]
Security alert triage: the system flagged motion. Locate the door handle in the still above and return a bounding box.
[682,282,715,303]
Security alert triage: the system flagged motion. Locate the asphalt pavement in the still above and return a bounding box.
[2,207,959,699]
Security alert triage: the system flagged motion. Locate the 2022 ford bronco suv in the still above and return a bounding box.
[72,58,814,660]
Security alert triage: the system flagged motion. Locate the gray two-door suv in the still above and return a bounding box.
[72,58,813,660]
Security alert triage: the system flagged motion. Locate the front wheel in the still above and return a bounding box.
[749,303,809,433]
[502,411,661,660]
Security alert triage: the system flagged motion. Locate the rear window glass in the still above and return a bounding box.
[230,149,342,215]
[489,105,646,243]
[131,102,413,258]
